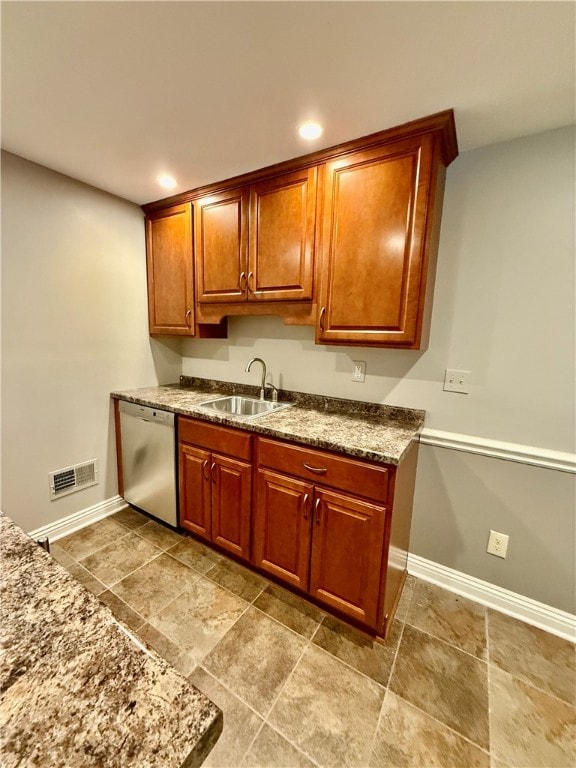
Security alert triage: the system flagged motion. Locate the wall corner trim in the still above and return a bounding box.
[407,552,576,642]
[28,495,128,542]
[419,428,576,473]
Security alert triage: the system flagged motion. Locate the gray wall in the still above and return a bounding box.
[1,152,181,532]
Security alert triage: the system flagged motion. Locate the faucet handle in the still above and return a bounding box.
[265,383,279,402]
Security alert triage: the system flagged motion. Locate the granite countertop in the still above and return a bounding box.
[0,512,222,768]
[111,376,425,466]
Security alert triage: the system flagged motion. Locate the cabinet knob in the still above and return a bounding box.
[319,306,326,332]
[303,463,327,475]
[202,459,210,482]
[302,493,310,520]
[314,497,322,525]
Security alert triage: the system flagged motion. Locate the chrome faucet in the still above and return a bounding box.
[245,357,267,400]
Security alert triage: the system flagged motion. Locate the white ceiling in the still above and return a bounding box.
[2,1,574,205]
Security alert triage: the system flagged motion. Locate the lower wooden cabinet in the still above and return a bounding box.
[253,469,313,591]
[253,467,386,627]
[179,418,252,560]
[178,418,418,638]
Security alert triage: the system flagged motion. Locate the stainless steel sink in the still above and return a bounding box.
[198,396,291,419]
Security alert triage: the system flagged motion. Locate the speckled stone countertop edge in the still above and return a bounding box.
[0,511,223,768]
[111,377,425,466]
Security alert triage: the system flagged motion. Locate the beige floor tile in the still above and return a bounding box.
[111,506,149,530]
[394,575,416,622]
[389,623,489,750]
[50,543,78,569]
[79,532,162,587]
[205,559,268,602]
[268,643,384,768]
[203,606,307,716]
[149,577,248,663]
[57,517,128,560]
[241,724,316,768]
[98,590,146,632]
[189,667,263,768]
[66,561,106,597]
[253,584,325,639]
[111,552,202,619]
[167,537,224,574]
[313,614,402,687]
[406,580,487,659]
[488,609,576,705]
[489,666,576,768]
[135,520,183,550]
[136,623,197,678]
[369,691,490,767]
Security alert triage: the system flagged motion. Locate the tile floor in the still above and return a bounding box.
[52,508,576,768]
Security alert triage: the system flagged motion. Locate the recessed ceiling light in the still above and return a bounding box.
[298,121,323,140]
[157,174,177,190]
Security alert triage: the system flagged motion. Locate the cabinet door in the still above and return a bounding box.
[195,188,249,303]
[309,489,386,627]
[253,469,313,590]
[211,454,252,560]
[179,444,211,540]
[146,203,194,335]
[317,135,436,347]
[248,168,317,301]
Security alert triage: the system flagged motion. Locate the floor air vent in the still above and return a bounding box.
[49,459,99,500]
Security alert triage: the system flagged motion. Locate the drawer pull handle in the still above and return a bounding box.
[303,463,328,475]
[211,462,217,483]
[202,459,210,481]
[239,271,247,291]
[319,306,326,332]
[314,497,322,525]
[185,309,192,326]
[247,271,254,292]
[302,493,310,520]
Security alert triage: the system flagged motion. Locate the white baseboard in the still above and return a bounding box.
[28,495,128,542]
[407,553,576,643]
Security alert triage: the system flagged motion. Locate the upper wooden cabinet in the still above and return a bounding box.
[195,167,317,306]
[143,110,457,347]
[146,203,194,335]
[195,188,248,304]
[248,167,317,302]
[316,133,446,349]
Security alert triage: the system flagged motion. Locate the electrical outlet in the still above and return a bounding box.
[443,369,471,394]
[487,529,509,559]
[352,361,366,382]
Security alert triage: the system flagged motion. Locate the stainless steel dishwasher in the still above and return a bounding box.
[118,400,177,527]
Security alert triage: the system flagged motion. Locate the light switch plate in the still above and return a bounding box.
[443,369,471,394]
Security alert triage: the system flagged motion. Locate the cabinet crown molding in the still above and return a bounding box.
[141,109,458,213]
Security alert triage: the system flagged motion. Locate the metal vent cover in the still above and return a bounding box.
[49,459,98,500]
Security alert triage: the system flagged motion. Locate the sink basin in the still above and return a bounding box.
[198,396,291,419]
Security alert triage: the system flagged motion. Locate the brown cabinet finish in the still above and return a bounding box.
[253,469,313,590]
[248,167,317,302]
[146,203,194,335]
[178,417,252,560]
[317,134,444,349]
[309,489,386,627]
[179,444,212,540]
[195,189,249,304]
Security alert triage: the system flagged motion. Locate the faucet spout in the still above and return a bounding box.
[245,357,267,400]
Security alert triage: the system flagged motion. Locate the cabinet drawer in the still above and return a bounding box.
[179,417,252,460]
[257,438,389,502]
